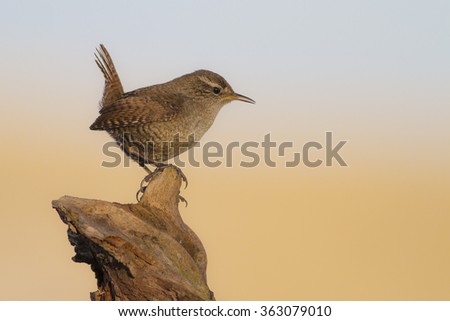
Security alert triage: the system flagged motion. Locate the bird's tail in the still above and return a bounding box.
[95,44,124,109]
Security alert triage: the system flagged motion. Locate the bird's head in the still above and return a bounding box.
[180,70,255,108]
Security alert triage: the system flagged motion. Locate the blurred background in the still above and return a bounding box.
[0,0,449,300]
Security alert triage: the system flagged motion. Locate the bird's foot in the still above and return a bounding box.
[157,164,188,206]
[156,164,188,189]
[136,172,154,202]
[136,164,189,206]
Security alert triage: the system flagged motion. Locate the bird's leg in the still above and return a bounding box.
[142,164,152,174]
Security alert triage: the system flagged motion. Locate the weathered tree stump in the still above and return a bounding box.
[52,167,214,301]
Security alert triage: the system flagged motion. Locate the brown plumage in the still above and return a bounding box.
[90,44,255,170]
[94,44,124,107]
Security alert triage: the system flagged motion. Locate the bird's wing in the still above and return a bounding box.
[89,93,183,130]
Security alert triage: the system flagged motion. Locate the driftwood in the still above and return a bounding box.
[52,167,214,301]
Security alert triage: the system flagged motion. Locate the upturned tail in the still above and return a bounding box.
[95,44,124,109]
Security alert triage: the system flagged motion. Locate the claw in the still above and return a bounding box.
[136,171,156,202]
[155,164,188,188]
[178,169,188,189]
[178,195,188,207]
[136,183,148,202]
[136,188,144,202]
[167,164,188,189]
[140,174,152,190]
[136,164,189,203]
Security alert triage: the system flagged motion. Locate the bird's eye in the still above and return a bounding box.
[213,87,221,94]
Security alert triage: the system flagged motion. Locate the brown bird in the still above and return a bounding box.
[90,44,255,199]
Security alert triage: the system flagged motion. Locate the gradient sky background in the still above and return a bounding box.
[1,0,449,300]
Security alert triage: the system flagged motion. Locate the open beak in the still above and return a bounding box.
[233,93,255,104]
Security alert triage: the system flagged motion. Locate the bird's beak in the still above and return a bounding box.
[232,93,255,104]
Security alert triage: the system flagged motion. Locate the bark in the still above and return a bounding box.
[52,167,214,301]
